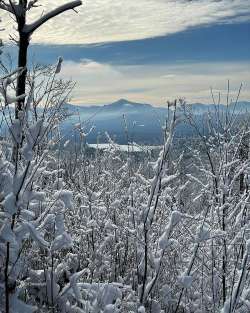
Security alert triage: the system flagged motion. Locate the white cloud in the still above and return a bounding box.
[1,0,249,44]
[59,60,250,105]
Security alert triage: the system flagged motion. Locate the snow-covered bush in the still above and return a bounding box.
[0,1,249,311]
[60,96,250,313]
[1,65,250,313]
[0,62,93,313]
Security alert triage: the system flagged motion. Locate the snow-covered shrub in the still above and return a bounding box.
[0,64,89,313]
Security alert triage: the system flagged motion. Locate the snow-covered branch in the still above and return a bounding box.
[23,0,82,34]
[0,0,12,13]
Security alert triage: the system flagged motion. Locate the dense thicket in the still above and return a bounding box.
[0,1,250,312]
[0,65,250,312]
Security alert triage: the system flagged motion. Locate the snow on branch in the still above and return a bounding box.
[23,0,82,34]
[27,0,40,10]
[0,0,12,13]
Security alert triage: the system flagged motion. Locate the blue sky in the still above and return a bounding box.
[2,0,250,105]
[27,22,250,65]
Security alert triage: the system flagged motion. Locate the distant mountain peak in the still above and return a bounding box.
[106,98,152,109]
[115,98,131,104]
[64,99,250,114]
[108,99,132,106]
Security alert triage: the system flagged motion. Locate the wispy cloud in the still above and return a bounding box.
[1,0,250,44]
[59,60,250,105]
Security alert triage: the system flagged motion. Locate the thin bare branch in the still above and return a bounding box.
[23,0,82,34]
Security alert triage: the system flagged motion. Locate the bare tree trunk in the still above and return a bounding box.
[13,0,82,118]
[16,33,29,117]
[15,0,28,118]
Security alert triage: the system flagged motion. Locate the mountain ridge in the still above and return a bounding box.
[65,99,250,114]
[62,99,250,144]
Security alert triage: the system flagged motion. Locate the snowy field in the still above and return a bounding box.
[87,143,162,152]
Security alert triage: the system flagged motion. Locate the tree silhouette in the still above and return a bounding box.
[0,0,82,118]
